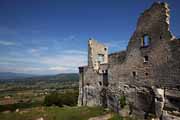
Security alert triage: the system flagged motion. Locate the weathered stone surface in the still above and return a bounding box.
[162,111,180,120]
[108,51,126,65]
[78,2,180,120]
[88,39,108,70]
[153,88,165,118]
[164,89,180,111]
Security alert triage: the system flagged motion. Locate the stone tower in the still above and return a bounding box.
[88,38,108,70]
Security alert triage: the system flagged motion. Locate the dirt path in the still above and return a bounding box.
[88,113,113,120]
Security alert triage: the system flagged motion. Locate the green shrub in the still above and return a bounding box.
[119,95,126,108]
[44,91,78,107]
[0,101,42,112]
[44,92,62,106]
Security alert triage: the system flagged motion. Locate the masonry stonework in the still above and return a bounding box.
[78,2,180,120]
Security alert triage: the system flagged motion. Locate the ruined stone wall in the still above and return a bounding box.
[106,2,180,119]
[78,2,180,120]
[108,2,179,87]
[88,39,108,70]
[78,65,109,106]
[108,51,126,65]
[78,39,109,106]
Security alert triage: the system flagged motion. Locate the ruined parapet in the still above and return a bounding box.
[127,2,174,53]
[108,51,126,65]
[88,38,108,70]
[136,2,171,36]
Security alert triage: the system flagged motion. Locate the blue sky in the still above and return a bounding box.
[0,0,179,75]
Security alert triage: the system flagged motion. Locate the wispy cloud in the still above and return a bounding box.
[29,48,39,53]
[28,48,41,57]
[0,40,16,46]
[104,40,128,51]
[0,49,87,74]
[48,66,72,72]
[0,32,87,74]
[41,52,87,68]
[62,50,87,55]
[28,47,49,56]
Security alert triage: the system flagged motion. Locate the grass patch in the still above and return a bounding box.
[0,106,107,120]
[109,113,137,120]
[109,113,123,120]
[47,106,106,120]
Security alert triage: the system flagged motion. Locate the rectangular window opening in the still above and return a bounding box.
[132,71,136,77]
[97,54,104,63]
[144,56,149,63]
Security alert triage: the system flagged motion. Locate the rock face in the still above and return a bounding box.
[78,2,180,120]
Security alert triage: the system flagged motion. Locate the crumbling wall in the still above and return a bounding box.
[78,66,103,106]
[78,2,180,120]
[78,39,109,106]
[107,2,180,119]
[88,39,108,70]
[108,2,178,87]
[108,51,126,65]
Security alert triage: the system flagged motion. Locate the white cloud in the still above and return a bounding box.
[29,48,39,53]
[28,47,48,56]
[62,50,87,55]
[0,49,87,74]
[39,52,87,73]
[49,66,66,71]
[0,40,16,46]
[41,54,87,68]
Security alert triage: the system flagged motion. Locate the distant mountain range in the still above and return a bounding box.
[0,72,36,80]
[24,73,79,82]
[0,72,79,81]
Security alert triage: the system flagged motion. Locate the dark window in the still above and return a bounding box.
[144,56,149,63]
[160,36,162,40]
[145,73,148,76]
[87,83,90,86]
[132,71,136,77]
[103,71,108,86]
[104,48,107,51]
[99,81,102,86]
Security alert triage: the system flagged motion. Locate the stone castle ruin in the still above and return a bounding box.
[78,2,180,120]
